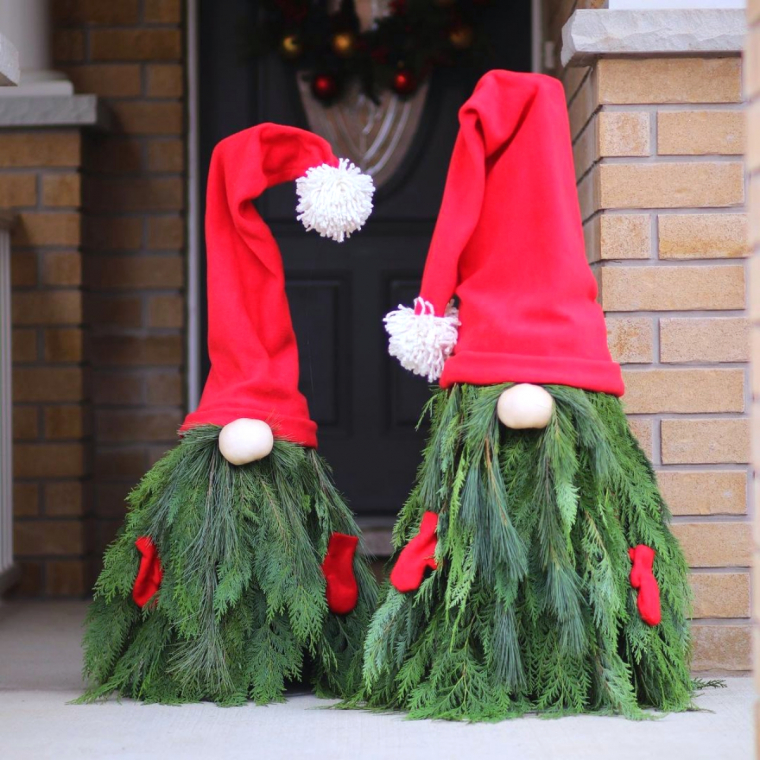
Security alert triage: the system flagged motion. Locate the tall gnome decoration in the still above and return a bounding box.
[80,124,378,705]
[361,71,694,720]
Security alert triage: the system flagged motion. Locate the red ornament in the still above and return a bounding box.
[629,544,661,626]
[390,512,438,593]
[311,73,338,101]
[133,536,163,608]
[321,532,359,614]
[392,68,417,96]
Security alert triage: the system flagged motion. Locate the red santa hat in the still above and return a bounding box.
[384,70,624,397]
[181,123,374,447]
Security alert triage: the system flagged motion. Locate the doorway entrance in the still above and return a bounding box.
[196,0,533,516]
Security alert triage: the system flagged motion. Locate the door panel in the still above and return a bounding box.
[198,0,532,515]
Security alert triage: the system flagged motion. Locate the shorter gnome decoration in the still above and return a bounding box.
[357,71,694,721]
[80,124,378,705]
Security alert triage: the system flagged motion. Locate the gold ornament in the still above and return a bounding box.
[449,24,474,50]
[331,31,356,57]
[280,34,303,60]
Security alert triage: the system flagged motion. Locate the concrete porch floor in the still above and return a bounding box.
[0,601,753,760]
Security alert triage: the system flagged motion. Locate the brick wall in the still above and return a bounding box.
[565,56,751,672]
[7,130,89,596]
[747,0,760,743]
[57,0,187,580]
[8,0,187,596]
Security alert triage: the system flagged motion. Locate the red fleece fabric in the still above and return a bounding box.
[628,544,661,626]
[390,512,439,593]
[133,536,163,608]
[417,70,623,396]
[321,533,359,614]
[181,124,341,448]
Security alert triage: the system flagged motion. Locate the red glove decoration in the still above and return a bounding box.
[321,533,359,614]
[628,544,661,626]
[390,512,439,593]
[133,536,163,608]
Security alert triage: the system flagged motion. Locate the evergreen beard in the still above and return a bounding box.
[79,426,377,706]
[356,383,695,721]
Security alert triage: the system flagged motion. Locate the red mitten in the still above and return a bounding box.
[390,512,439,593]
[133,536,163,608]
[628,544,661,626]
[321,533,359,614]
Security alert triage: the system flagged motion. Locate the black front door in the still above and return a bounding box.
[198,0,532,516]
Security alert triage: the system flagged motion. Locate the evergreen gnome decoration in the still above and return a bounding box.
[358,71,695,721]
[80,124,378,705]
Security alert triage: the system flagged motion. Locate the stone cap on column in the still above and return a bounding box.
[0,94,110,129]
[562,9,747,67]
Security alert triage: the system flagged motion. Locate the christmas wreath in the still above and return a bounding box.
[250,0,494,103]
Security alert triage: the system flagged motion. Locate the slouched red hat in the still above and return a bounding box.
[384,70,624,397]
[182,123,374,447]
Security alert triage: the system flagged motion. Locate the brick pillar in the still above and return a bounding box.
[562,9,750,673]
[52,0,186,569]
[5,129,91,596]
[747,0,760,748]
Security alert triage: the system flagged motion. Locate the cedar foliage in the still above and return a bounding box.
[79,426,377,706]
[356,384,694,721]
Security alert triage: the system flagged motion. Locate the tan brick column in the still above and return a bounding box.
[563,12,750,672]
[747,0,760,746]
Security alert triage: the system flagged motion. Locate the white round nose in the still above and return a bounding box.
[496,384,554,430]
[218,418,274,465]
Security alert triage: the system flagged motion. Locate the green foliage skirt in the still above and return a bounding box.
[80,426,378,705]
[358,384,694,721]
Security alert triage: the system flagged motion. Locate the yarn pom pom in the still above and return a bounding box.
[384,298,460,382]
[296,158,375,243]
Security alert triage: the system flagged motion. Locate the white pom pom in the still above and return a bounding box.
[384,298,460,382]
[295,158,375,243]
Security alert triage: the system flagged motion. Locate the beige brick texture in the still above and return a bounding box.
[658,471,747,516]
[554,27,750,675]
[598,112,650,157]
[657,111,745,156]
[599,162,744,209]
[671,523,751,567]
[660,317,749,363]
[597,58,742,105]
[606,317,653,364]
[746,0,760,727]
[661,419,750,464]
[621,368,744,414]
[658,214,748,259]
[692,625,751,671]
[6,0,187,598]
[599,214,650,260]
[600,265,745,312]
[691,572,750,618]
[627,417,653,459]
